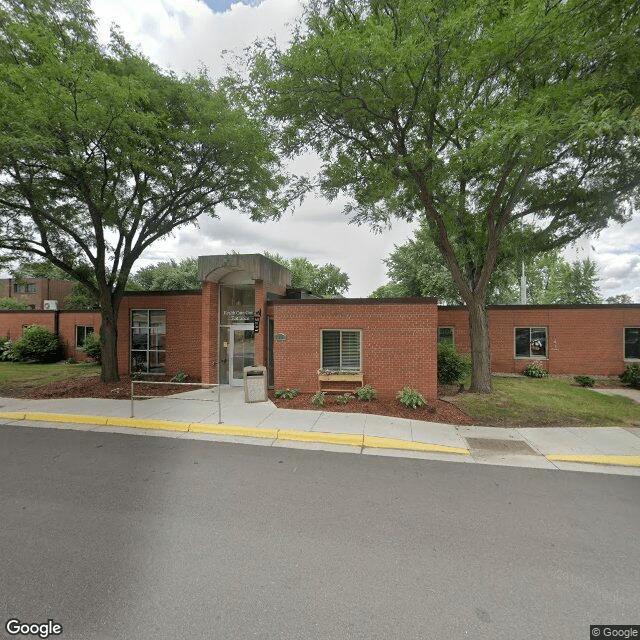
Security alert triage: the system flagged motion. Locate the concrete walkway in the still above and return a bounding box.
[1,387,639,475]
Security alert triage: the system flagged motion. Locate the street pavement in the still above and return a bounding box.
[2,425,638,640]
[0,386,639,475]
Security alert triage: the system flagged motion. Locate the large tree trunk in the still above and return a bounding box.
[468,297,492,393]
[98,293,122,383]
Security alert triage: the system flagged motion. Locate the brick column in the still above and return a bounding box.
[201,281,218,384]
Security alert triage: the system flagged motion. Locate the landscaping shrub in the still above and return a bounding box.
[336,393,353,405]
[355,384,377,401]
[437,342,472,385]
[11,325,61,363]
[80,332,102,363]
[620,364,640,389]
[275,388,299,400]
[574,375,595,388]
[311,391,326,407]
[397,387,426,409]
[522,362,549,378]
[170,371,189,383]
[0,337,19,362]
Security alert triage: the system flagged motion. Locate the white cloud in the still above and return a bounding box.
[90,0,640,302]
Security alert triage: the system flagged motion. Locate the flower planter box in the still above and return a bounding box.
[318,373,364,393]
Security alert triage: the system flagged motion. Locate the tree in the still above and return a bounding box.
[130,258,200,291]
[254,0,640,391]
[606,294,633,304]
[0,0,288,381]
[264,253,350,297]
[372,224,603,304]
[536,258,601,304]
[0,298,29,310]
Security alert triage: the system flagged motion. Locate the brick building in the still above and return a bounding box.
[0,254,638,398]
[0,277,75,310]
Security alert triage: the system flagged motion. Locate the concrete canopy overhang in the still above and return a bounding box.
[199,253,291,288]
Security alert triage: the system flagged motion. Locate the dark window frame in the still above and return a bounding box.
[438,327,455,345]
[624,327,640,360]
[320,329,362,371]
[130,309,166,374]
[75,325,94,348]
[514,327,548,359]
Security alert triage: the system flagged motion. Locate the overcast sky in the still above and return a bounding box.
[89,0,639,301]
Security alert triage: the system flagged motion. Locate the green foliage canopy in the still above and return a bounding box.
[254,0,640,391]
[264,252,350,297]
[0,0,289,380]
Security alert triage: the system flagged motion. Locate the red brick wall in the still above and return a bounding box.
[58,312,102,361]
[0,311,57,340]
[118,292,203,380]
[201,282,218,384]
[438,305,640,376]
[0,310,101,361]
[271,299,438,400]
[0,278,74,309]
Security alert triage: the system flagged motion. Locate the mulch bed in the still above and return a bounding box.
[268,390,475,425]
[2,374,475,426]
[16,375,202,400]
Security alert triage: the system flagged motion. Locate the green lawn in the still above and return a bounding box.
[0,361,100,391]
[453,376,640,428]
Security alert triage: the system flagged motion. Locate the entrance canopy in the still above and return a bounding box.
[199,253,291,288]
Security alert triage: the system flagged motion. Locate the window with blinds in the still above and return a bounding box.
[321,330,361,370]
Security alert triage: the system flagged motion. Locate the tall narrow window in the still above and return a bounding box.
[625,328,640,359]
[321,330,361,371]
[131,310,166,373]
[515,327,547,358]
[76,325,94,348]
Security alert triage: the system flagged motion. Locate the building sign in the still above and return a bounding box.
[253,309,261,334]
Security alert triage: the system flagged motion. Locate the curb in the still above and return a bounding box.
[546,454,640,468]
[0,411,469,456]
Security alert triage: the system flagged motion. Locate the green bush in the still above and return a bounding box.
[437,342,472,385]
[522,362,549,378]
[11,325,62,363]
[170,371,189,383]
[355,384,377,401]
[0,337,20,362]
[275,388,299,400]
[574,375,595,388]
[620,364,640,389]
[311,391,326,407]
[397,387,426,409]
[336,392,353,405]
[79,332,101,363]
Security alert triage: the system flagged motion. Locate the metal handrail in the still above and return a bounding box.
[130,379,221,423]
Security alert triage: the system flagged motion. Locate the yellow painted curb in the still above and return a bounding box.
[277,429,363,447]
[25,412,107,426]
[107,417,189,431]
[0,411,27,420]
[188,423,278,439]
[364,435,470,456]
[547,454,640,468]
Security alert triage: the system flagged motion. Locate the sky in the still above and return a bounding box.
[88,0,640,301]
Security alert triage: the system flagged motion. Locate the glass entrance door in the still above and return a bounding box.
[230,324,255,386]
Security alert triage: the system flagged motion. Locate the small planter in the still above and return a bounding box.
[318,372,364,393]
[318,374,363,382]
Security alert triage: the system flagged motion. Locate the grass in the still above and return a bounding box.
[0,361,100,391]
[454,376,640,428]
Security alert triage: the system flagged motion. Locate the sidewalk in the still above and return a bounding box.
[1,387,639,475]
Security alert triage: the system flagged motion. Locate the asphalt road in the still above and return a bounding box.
[1,424,638,640]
